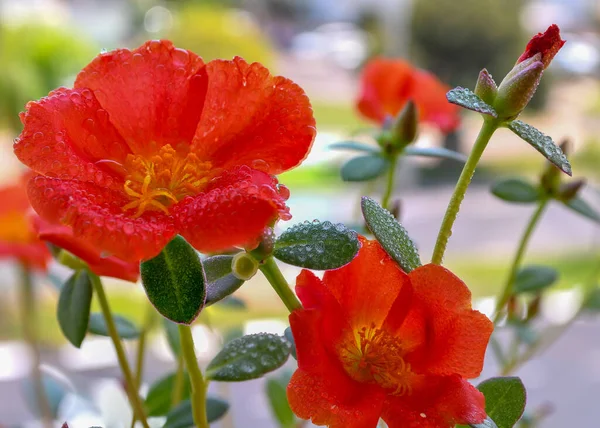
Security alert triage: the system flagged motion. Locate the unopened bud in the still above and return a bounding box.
[392,101,418,145]
[495,58,544,119]
[474,69,498,105]
[507,295,523,321]
[558,179,585,201]
[526,295,542,321]
[231,252,259,281]
[389,199,402,221]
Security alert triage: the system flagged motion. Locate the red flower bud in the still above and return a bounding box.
[494,59,544,119]
[517,24,566,70]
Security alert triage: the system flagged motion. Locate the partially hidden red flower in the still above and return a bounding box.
[357,58,460,134]
[287,238,493,428]
[516,24,566,70]
[0,177,51,270]
[14,40,316,262]
[32,215,139,282]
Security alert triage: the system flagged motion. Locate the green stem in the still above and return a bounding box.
[259,257,302,312]
[381,155,399,210]
[89,272,149,428]
[20,265,53,428]
[130,308,155,428]
[178,324,208,428]
[493,198,549,323]
[431,119,499,264]
[171,353,185,407]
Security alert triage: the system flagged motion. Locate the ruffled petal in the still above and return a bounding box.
[410,70,460,134]
[517,24,565,69]
[33,215,139,282]
[191,57,315,175]
[14,87,130,189]
[28,176,175,262]
[404,264,493,378]
[75,40,207,155]
[173,166,290,253]
[0,242,50,270]
[382,375,486,428]
[322,238,411,329]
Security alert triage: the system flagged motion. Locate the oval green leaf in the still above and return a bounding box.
[514,265,559,293]
[266,372,295,428]
[404,146,467,163]
[329,141,379,153]
[477,376,526,428]
[361,197,421,273]
[491,178,540,203]
[273,220,360,270]
[145,371,191,417]
[57,270,94,348]
[88,312,140,339]
[340,154,388,182]
[203,255,245,306]
[564,196,600,224]
[447,87,498,117]
[206,333,292,381]
[140,236,206,324]
[164,396,229,427]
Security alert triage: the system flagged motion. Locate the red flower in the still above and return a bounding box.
[32,215,139,282]
[357,58,460,134]
[287,239,493,428]
[14,40,315,262]
[516,24,565,69]
[0,178,51,270]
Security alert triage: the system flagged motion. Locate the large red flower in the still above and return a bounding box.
[287,239,493,428]
[0,178,50,270]
[357,58,460,133]
[14,40,316,262]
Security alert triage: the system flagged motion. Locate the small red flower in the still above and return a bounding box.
[14,40,316,262]
[287,239,493,428]
[357,58,460,134]
[516,24,566,69]
[0,178,51,270]
[32,215,139,282]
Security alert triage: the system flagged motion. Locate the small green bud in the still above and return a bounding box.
[474,68,498,105]
[392,101,418,145]
[231,252,259,281]
[495,58,544,119]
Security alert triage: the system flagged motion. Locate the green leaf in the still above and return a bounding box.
[206,333,292,381]
[446,87,498,117]
[360,197,421,272]
[477,377,526,428]
[403,146,467,163]
[507,120,572,176]
[203,255,245,306]
[284,326,297,360]
[57,270,93,348]
[340,154,388,182]
[469,416,499,428]
[583,287,600,312]
[23,367,72,418]
[217,295,247,310]
[563,196,600,224]
[329,141,379,153]
[491,178,540,203]
[164,396,229,427]
[140,236,206,324]
[266,371,295,428]
[87,312,140,339]
[163,318,182,357]
[274,220,360,270]
[145,371,191,417]
[514,265,559,293]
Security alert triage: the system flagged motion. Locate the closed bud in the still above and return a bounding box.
[474,68,498,105]
[231,252,259,281]
[392,101,418,146]
[526,295,542,321]
[495,58,544,119]
[558,179,585,201]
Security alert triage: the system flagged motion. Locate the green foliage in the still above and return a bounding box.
[477,377,526,428]
[145,372,191,417]
[88,313,139,339]
[446,87,497,117]
[491,178,540,203]
[57,270,94,348]
[266,371,296,428]
[164,397,229,427]
[203,255,245,306]
[404,146,467,162]
[341,155,388,182]
[514,266,559,294]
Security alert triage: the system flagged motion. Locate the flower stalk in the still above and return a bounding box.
[178,324,209,428]
[258,257,302,312]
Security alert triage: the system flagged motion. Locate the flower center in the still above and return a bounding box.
[122,144,214,217]
[339,323,413,395]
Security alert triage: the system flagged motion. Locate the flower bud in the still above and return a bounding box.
[231,252,259,281]
[494,59,544,119]
[526,295,542,321]
[392,101,418,145]
[558,179,586,201]
[474,69,498,105]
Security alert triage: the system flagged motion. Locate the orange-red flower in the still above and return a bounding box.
[516,24,565,70]
[14,40,316,262]
[357,58,460,134]
[0,179,51,270]
[32,215,139,282]
[287,239,493,428]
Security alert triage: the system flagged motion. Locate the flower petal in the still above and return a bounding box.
[382,375,486,428]
[405,264,493,378]
[173,166,290,253]
[33,215,139,282]
[0,242,50,270]
[14,87,130,189]
[410,70,460,134]
[191,57,315,175]
[517,24,565,69]
[322,238,411,329]
[75,40,208,155]
[28,176,175,262]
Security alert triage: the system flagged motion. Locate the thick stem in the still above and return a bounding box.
[20,265,53,428]
[171,353,185,407]
[259,257,302,312]
[493,199,549,323]
[431,119,499,265]
[381,155,398,210]
[89,272,149,428]
[178,324,208,428]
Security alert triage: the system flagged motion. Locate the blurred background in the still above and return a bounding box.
[1,0,599,426]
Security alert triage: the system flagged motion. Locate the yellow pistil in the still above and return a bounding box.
[121,144,213,217]
[339,323,413,395]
